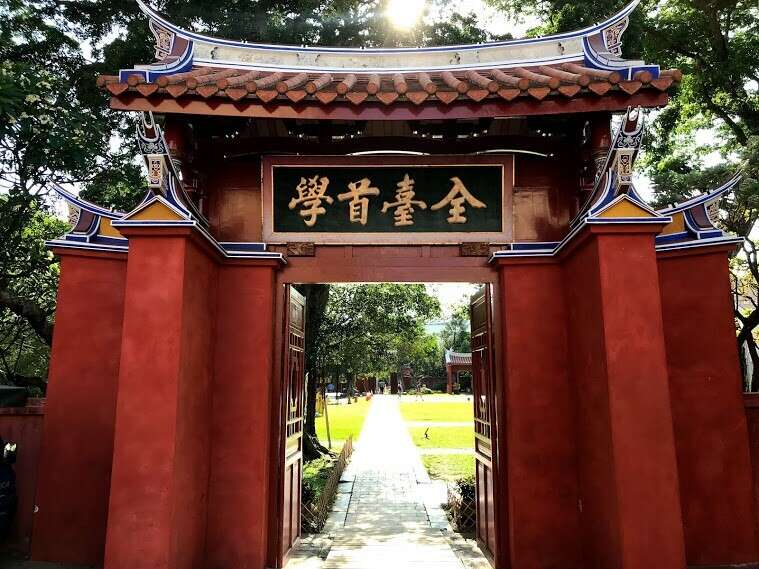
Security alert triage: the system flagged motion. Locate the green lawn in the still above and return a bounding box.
[400,398,475,480]
[315,398,371,448]
[409,426,474,448]
[422,455,475,481]
[400,401,474,422]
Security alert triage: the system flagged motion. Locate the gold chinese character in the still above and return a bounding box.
[431,176,486,223]
[338,178,380,225]
[288,175,333,227]
[381,174,427,227]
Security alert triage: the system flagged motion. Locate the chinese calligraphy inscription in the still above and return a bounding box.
[381,174,428,226]
[288,175,333,227]
[273,164,504,235]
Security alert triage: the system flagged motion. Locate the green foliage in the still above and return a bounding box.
[453,473,475,501]
[313,284,441,378]
[0,0,146,390]
[302,455,336,503]
[440,302,470,353]
[486,0,758,389]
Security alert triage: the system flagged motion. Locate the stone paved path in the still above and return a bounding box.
[288,395,489,569]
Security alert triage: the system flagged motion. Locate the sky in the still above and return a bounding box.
[426,283,481,316]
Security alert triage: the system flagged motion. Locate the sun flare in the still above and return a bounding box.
[386,0,426,31]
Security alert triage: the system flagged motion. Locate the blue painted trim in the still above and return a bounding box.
[655,231,690,244]
[46,239,129,254]
[220,242,268,252]
[119,41,194,82]
[90,235,129,246]
[658,173,742,215]
[51,183,124,219]
[655,236,742,253]
[511,242,560,250]
[490,214,669,262]
[111,219,196,227]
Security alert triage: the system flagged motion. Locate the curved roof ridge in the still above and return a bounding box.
[136,0,641,53]
[123,0,653,77]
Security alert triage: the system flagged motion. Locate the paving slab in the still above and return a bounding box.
[288,395,489,569]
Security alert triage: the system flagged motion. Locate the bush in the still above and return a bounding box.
[302,456,336,504]
[454,474,475,501]
[445,474,476,534]
[407,386,434,395]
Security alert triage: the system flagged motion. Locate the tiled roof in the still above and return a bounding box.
[98,65,680,107]
[103,1,679,111]
[445,350,472,366]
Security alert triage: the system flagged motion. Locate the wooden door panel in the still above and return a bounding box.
[471,286,499,563]
[281,286,306,562]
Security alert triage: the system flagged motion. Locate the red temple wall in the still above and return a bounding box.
[205,263,277,569]
[32,252,127,565]
[657,249,759,564]
[562,237,622,569]
[104,234,217,569]
[747,394,759,522]
[0,401,44,554]
[562,230,686,569]
[512,154,577,242]
[28,226,759,569]
[498,260,580,569]
[207,159,264,242]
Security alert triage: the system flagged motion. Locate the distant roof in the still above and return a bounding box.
[99,0,680,116]
[445,350,472,366]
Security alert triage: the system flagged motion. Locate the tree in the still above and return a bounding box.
[0,0,499,391]
[299,284,439,457]
[440,303,471,353]
[0,1,145,391]
[640,1,759,391]
[485,0,759,390]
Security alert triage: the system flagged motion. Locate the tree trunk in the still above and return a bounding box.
[296,284,330,439]
[746,338,759,392]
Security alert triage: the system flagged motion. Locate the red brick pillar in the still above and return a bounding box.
[103,227,218,569]
[563,224,686,569]
[33,250,127,565]
[658,245,759,565]
[204,261,279,569]
[446,366,453,394]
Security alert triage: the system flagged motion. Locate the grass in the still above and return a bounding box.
[315,398,371,448]
[399,401,474,422]
[422,454,476,481]
[409,426,474,448]
[400,398,476,480]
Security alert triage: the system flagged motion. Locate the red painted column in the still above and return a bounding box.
[496,259,580,569]
[658,246,759,565]
[103,228,218,569]
[205,261,279,569]
[32,250,127,565]
[747,394,759,524]
[562,225,686,569]
[446,366,453,394]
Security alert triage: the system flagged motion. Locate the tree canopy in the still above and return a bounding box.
[311,284,441,380]
[1,0,758,391]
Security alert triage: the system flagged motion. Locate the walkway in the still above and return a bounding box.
[288,395,489,569]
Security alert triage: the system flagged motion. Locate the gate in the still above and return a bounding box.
[280,285,306,562]
[471,286,500,563]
